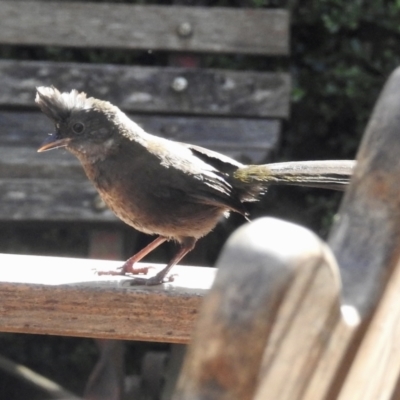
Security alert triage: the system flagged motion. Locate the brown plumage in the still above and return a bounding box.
[35,86,354,285]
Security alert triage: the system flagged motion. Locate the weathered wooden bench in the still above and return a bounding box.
[2,66,400,399]
[0,0,290,398]
[3,2,400,399]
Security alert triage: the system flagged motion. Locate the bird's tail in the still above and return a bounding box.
[234,160,355,191]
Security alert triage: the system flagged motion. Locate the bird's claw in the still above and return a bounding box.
[97,269,124,276]
[96,265,154,276]
[126,265,154,275]
[127,273,176,286]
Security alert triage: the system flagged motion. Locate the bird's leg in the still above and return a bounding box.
[97,236,167,276]
[120,236,167,274]
[128,237,197,286]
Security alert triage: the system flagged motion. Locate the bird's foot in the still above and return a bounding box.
[126,273,176,286]
[97,264,153,276]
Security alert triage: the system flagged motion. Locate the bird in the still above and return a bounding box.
[35,86,354,285]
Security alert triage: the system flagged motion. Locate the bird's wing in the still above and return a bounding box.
[181,143,243,173]
[145,138,247,215]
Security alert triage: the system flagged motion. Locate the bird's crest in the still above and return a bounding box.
[35,86,98,122]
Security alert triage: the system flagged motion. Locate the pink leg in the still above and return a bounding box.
[128,237,197,286]
[97,236,167,276]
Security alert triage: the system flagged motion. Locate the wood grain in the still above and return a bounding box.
[329,66,400,314]
[326,66,400,400]
[0,179,116,222]
[291,67,400,400]
[173,218,351,400]
[0,2,289,55]
[0,60,290,118]
[0,111,281,170]
[337,256,400,400]
[0,253,216,343]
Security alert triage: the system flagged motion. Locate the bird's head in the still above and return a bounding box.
[35,86,122,162]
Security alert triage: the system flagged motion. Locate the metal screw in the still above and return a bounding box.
[171,77,188,92]
[177,22,193,38]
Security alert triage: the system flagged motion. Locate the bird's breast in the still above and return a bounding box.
[82,158,225,240]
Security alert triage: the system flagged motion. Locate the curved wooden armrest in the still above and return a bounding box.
[173,217,346,400]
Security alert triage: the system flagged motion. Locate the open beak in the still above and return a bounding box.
[37,134,71,152]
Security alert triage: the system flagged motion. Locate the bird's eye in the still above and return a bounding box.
[72,122,85,134]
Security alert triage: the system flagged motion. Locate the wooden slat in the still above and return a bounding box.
[0,111,281,173]
[0,253,216,343]
[0,2,289,55]
[0,148,83,180]
[0,179,117,222]
[0,60,290,118]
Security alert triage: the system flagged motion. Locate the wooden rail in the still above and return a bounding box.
[0,60,290,118]
[0,2,289,55]
[0,253,215,343]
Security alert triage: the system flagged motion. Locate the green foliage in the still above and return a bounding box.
[276,0,400,234]
[286,0,400,161]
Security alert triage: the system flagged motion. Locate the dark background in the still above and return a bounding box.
[0,0,399,396]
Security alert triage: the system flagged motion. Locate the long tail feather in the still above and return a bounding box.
[234,160,355,191]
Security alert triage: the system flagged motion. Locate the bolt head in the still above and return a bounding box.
[177,22,193,38]
[92,194,107,212]
[171,77,188,92]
